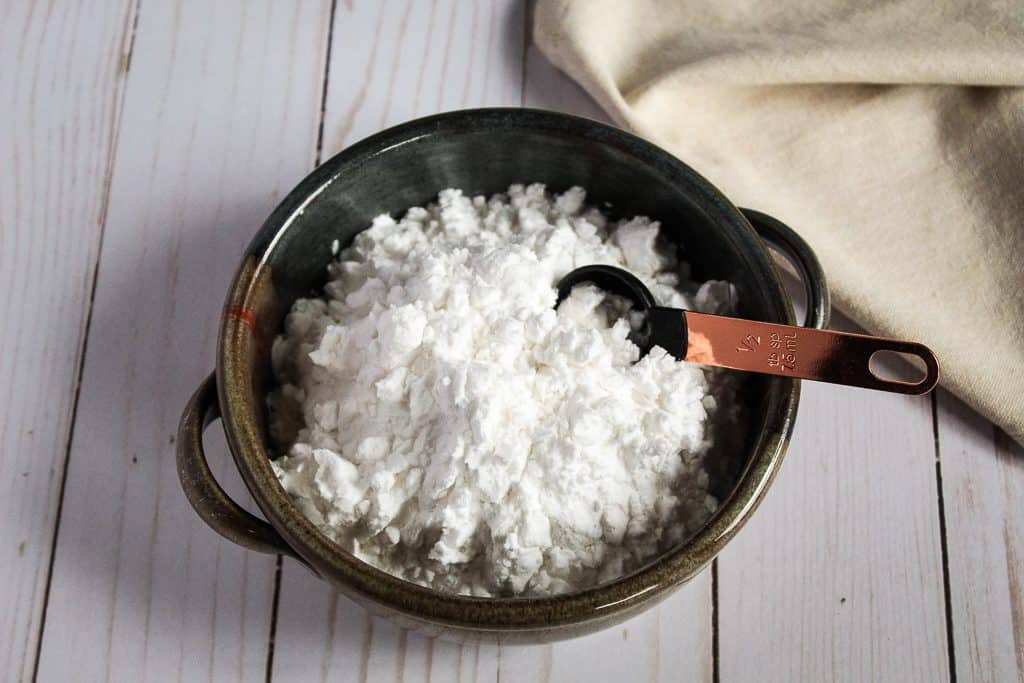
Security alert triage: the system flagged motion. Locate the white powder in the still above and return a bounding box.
[269,184,736,597]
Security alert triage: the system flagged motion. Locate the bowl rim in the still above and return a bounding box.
[217,107,799,631]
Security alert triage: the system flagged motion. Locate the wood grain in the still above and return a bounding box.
[938,391,1024,682]
[270,2,525,681]
[8,1,1016,681]
[0,2,137,681]
[277,570,500,683]
[716,313,950,682]
[497,581,713,683]
[323,0,525,152]
[520,29,605,120]
[33,2,332,681]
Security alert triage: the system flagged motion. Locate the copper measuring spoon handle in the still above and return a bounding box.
[557,265,940,396]
[668,310,939,394]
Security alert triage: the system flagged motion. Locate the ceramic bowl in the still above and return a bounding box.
[177,108,829,643]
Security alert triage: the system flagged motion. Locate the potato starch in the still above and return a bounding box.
[269,184,735,597]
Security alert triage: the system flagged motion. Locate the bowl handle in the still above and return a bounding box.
[740,208,830,330]
[177,373,301,560]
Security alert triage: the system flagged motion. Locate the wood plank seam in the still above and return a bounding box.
[931,391,959,683]
[936,393,1024,682]
[28,1,143,680]
[711,560,720,683]
[263,2,339,681]
[314,0,340,171]
[33,3,332,679]
[262,556,284,683]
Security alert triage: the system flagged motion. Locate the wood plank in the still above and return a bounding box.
[716,312,950,682]
[34,2,332,681]
[322,0,526,151]
[938,391,1024,682]
[0,2,137,681]
[276,572,500,683]
[14,2,1010,681]
[498,581,713,683]
[270,1,525,681]
[496,31,716,683]
[520,31,605,120]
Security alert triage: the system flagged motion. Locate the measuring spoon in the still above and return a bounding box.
[556,265,939,395]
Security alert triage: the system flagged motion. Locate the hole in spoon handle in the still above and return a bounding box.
[681,311,939,395]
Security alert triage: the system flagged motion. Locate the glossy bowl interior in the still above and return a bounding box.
[217,108,799,642]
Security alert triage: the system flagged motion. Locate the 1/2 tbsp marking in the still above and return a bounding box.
[736,334,760,353]
[767,330,797,371]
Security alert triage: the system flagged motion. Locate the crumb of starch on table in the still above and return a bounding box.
[268,183,737,597]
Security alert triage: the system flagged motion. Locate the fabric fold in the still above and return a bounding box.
[535,0,1024,444]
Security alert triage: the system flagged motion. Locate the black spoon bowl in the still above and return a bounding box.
[556,264,939,395]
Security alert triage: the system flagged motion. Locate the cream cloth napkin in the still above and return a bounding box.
[535,0,1024,444]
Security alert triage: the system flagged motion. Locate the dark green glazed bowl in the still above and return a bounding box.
[178,108,829,643]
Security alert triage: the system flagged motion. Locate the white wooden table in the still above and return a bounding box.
[3,2,1022,681]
